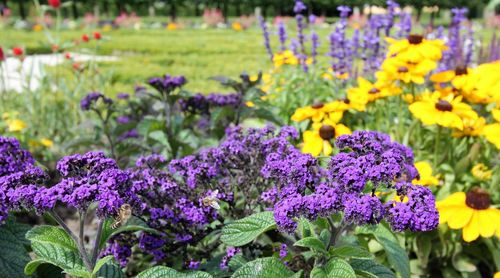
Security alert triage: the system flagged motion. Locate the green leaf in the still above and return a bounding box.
[92,256,114,275]
[99,216,159,249]
[149,130,169,146]
[356,225,409,278]
[96,262,125,278]
[25,225,89,277]
[350,259,395,278]
[231,257,294,278]
[221,212,276,247]
[310,267,327,278]
[324,258,356,278]
[294,237,326,253]
[136,266,212,278]
[0,217,31,278]
[228,254,248,271]
[329,245,373,260]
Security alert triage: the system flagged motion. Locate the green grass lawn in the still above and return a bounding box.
[0,28,273,93]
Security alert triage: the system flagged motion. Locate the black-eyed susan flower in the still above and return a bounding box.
[302,119,351,156]
[409,92,478,130]
[273,50,299,68]
[482,123,500,149]
[377,57,437,84]
[437,188,500,242]
[347,77,401,104]
[291,101,348,123]
[430,66,474,91]
[412,161,439,186]
[452,117,486,137]
[386,34,447,62]
[471,163,493,181]
[6,119,27,132]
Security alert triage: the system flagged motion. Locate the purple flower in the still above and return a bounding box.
[293,1,307,14]
[116,115,131,124]
[148,74,187,94]
[80,92,113,111]
[258,16,273,61]
[311,32,320,64]
[220,247,241,269]
[117,93,129,100]
[188,260,200,269]
[279,244,288,259]
[278,22,287,51]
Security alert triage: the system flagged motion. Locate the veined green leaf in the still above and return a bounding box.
[221,212,276,246]
[350,259,395,278]
[137,266,212,278]
[0,217,31,278]
[329,245,373,260]
[294,237,326,253]
[231,257,294,278]
[324,258,356,278]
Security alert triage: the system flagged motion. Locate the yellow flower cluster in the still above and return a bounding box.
[272,50,312,69]
[291,101,351,156]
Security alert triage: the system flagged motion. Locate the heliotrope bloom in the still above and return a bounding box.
[385,34,447,62]
[409,92,478,130]
[437,188,500,242]
[291,101,348,123]
[412,161,439,186]
[301,119,351,156]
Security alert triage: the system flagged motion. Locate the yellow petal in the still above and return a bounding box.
[430,70,455,83]
[462,211,480,242]
[322,141,333,156]
[478,209,497,238]
[436,192,466,208]
[447,206,473,229]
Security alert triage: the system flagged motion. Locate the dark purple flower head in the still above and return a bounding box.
[148,74,187,94]
[80,92,113,111]
[117,93,129,100]
[0,137,35,177]
[337,6,351,18]
[116,115,131,124]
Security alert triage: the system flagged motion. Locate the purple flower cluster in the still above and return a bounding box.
[0,137,34,177]
[220,247,241,269]
[100,234,135,267]
[258,16,273,61]
[80,92,113,111]
[148,74,187,94]
[271,131,438,233]
[329,6,351,75]
[439,8,468,70]
[278,22,287,51]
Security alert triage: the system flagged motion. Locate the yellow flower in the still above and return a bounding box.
[492,108,500,122]
[437,188,500,242]
[232,22,243,31]
[7,119,27,132]
[347,77,401,104]
[386,35,447,62]
[33,24,43,32]
[483,123,500,149]
[291,101,348,123]
[377,57,437,84]
[412,161,439,186]
[430,66,474,91]
[471,163,492,181]
[166,22,178,30]
[494,271,500,278]
[302,119,351,156]
[452,117,486,137]
[409,92,478,130]
[40,138,54,148]
[273,50,299,68]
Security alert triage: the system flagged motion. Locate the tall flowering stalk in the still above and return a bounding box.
[278,21,287,51]
[293,0,307,54]
[258,15,273,61]
[329,6,351,76]
[440,8,468,70]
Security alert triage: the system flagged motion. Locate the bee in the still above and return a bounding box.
[111,204,132,229]
[202,190,220,210]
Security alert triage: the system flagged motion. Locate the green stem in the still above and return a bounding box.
[90,219,105,270]
[434,126,441,167]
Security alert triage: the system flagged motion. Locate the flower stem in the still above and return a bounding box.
[50,211,92,271]
[434,126,441,167]
[91,219,105,270]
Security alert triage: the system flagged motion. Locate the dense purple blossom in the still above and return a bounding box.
[293,1,306,14]
[148,74,187,94]
[80,92,113,111]
[220,247,241,269]
[100,234,135,267]
[272,131,437,233]
[440,8,468,70]
[329,6,351,75]
[0,137,35,176]
[278,22,287,51]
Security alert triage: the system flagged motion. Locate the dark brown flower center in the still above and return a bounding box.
[342,98,350,104]
[408,34,423,44]
[319,125,336,140]
[435,100,453,112]
[455,66,468,76]
[465,187,490,210]
[368,88,380,94]
[398,66,409,73]
[311,102,324,109]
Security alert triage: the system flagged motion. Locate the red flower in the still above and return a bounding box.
[0,47,4,61]
[64,52,71,60]
[73,63,83,72]
[48,0,61,8]
[51,44,59,52]
[93,32,102,40]
[82,34,90,42]
[12,47,23,56]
